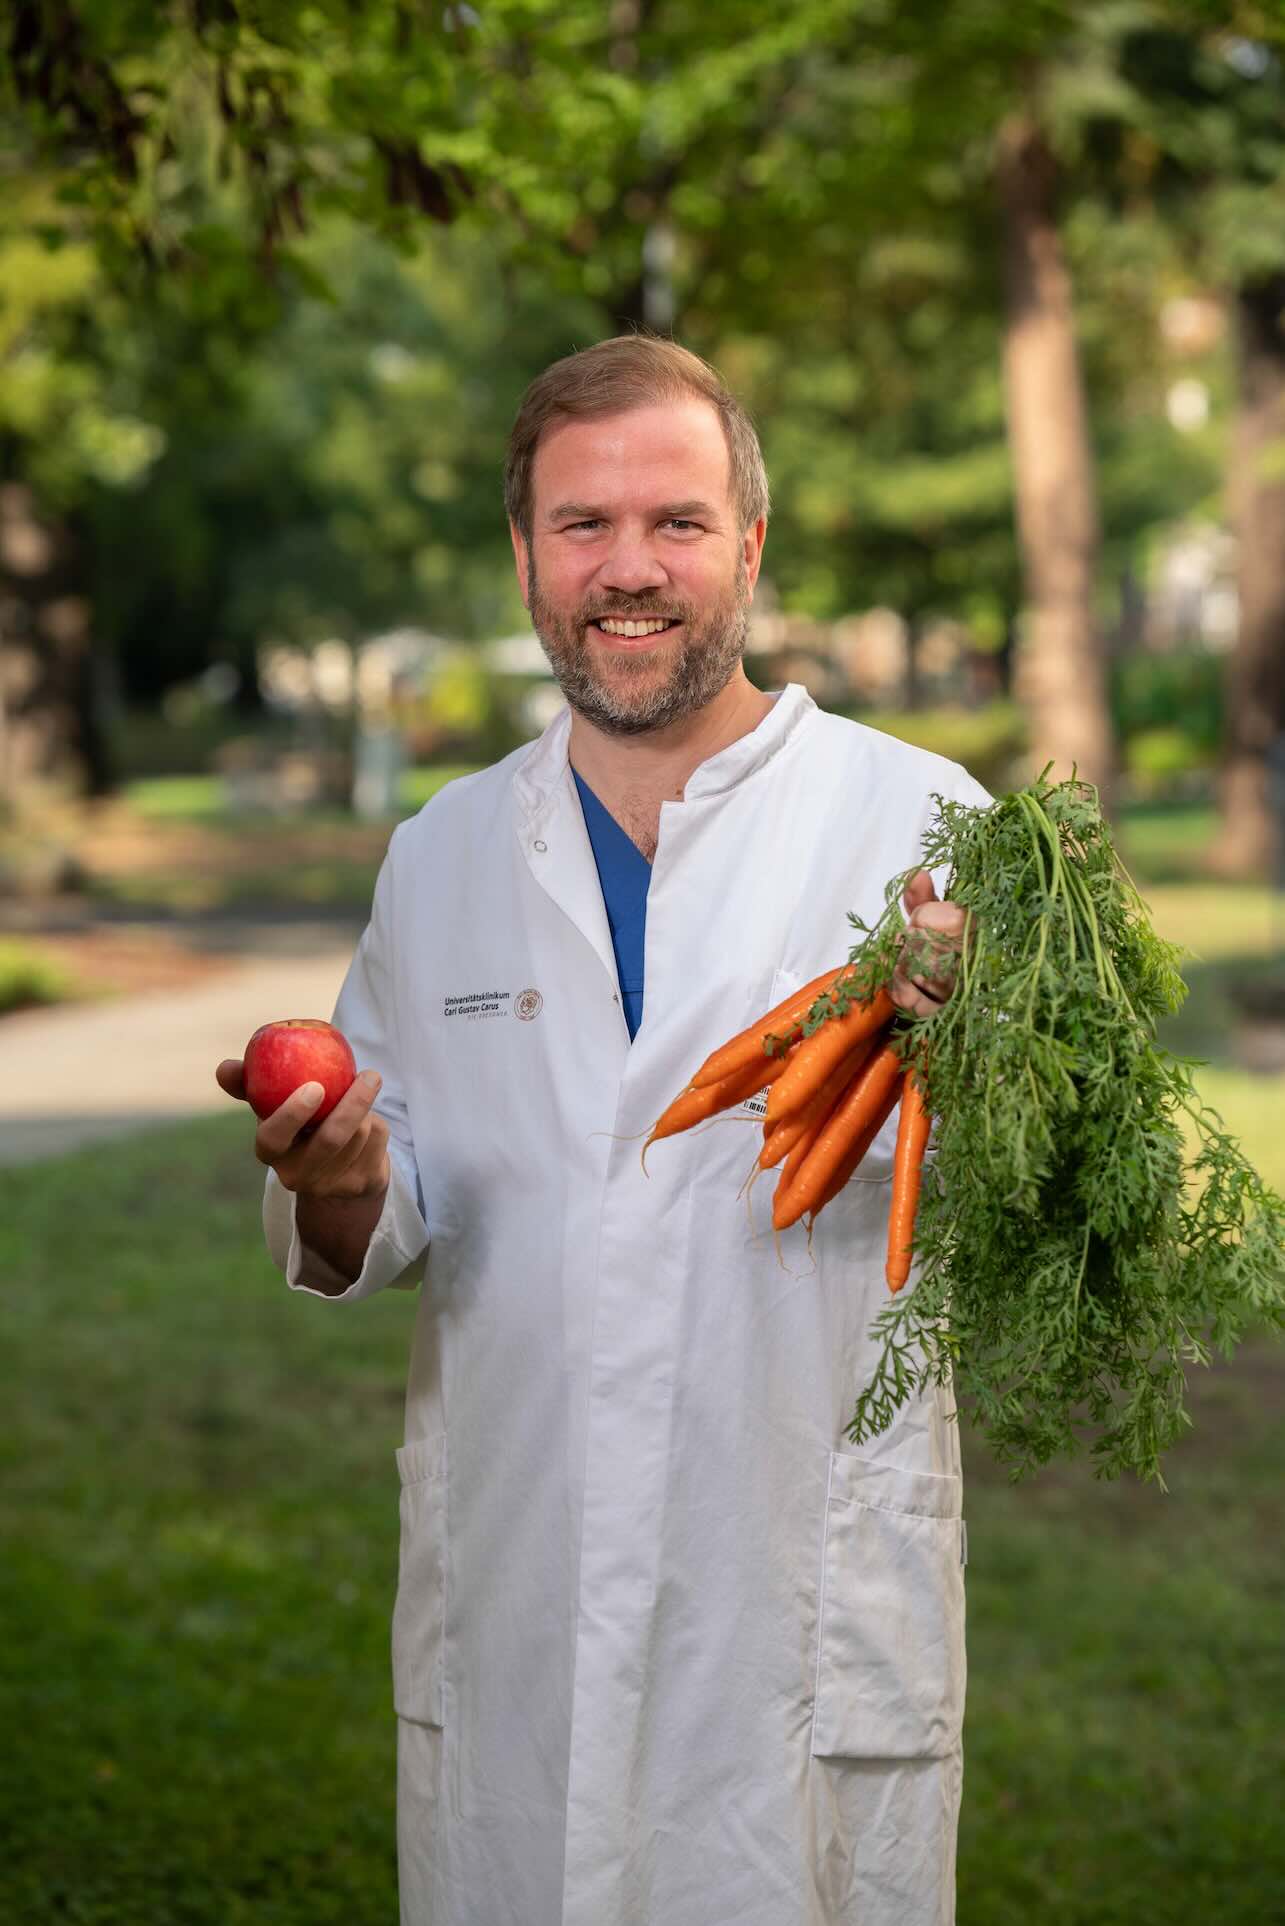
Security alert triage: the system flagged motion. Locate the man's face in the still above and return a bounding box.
[510,398,766,736]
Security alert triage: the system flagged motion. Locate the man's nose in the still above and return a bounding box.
[597,529,667,595]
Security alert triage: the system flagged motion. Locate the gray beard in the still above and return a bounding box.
[527,556,751,738]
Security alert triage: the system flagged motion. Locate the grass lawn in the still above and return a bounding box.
[3,1109,1282,1924]
[2,1120,412,1923]
[124,765,479,825]
[77,767,483,917]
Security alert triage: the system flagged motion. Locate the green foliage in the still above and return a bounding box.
[1126,724,1211,792]
[835,772,1285,1482]
[111,707,291,780]
[853,703,1030,793]
[0,941,75,1015]
[2,0,1282,785]
[1112,649,1224,793]
[1112,648,1223,755]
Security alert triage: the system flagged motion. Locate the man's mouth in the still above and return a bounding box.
[588,616,681,639]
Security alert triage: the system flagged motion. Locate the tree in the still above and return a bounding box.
[3,0,1275,829]
[994,108,1115,797]
[1114,17,1285,872]
[1220,267,1285,873]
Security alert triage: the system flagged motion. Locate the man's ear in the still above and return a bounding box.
[742,515,767,596]
[509,522,532,611]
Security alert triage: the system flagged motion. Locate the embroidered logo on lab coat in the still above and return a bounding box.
[444,989,510,1020]
[442,987,543,1021]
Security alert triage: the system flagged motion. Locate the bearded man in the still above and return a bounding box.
[219,334,982,1925]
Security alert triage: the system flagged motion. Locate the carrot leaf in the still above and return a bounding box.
[838,770,1285,1485]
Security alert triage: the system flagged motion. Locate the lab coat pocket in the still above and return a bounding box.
[392,1434,448,1728]
[812,1451,965,1760]
[740,965,805,1102]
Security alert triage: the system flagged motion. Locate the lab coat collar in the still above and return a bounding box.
[512,681,816,819]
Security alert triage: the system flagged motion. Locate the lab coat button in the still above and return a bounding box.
[533,839,548,852]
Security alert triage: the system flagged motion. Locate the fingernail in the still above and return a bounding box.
[299,1081,324,1108]
[361,1070,382,1091]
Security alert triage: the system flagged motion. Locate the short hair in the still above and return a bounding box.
[504,333,770,542]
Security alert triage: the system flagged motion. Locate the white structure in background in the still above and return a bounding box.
[1166,378,1210,434]
[259,628,451,717]
[257,628,452,818]
[480,632,565,735]
[829,609,911,707]
[352,630,451,817]
[1143,523,1239,653]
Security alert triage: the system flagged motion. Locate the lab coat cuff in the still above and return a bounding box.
[263,1156,428,1302]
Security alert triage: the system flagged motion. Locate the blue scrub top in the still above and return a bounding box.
[572,769,651,1040]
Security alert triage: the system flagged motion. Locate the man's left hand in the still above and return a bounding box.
[890,870,969,1019]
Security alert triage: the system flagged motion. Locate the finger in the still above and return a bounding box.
[891,979,950,1020]
[256,1067,381,1167]
[908,901,968,939]
[908,974,953,1004]
[902,868,937,916]
[216,1058,247,1100]
[278,1110,387,1197]
[255,1079,329,1163]
[892,942,956,1008]
[298,1074,385,1170]
[300,1115,373,1189]
[900,927,960,984]
[894,949,953,994]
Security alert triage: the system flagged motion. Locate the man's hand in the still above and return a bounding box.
[890,870,970,1019]
[215,1058,391,1202]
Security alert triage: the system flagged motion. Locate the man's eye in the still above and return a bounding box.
[566,520,601,532]
[665,519,700,532]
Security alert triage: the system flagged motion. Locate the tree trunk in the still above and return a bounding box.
[608,219,676,335]
[604,0,675,338]
[996,113,1114,803]
[1208,273,1285,879]
[0,482,113,809]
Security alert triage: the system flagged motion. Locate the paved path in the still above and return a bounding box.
[0,922,361,1166]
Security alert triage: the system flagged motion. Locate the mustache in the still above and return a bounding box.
[582,606,687,623]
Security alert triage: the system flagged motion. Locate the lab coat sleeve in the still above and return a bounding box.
[262,825,429,1303]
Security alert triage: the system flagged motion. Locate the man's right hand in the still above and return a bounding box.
[215,1059,391,1202]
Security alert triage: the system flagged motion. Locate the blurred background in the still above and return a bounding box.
[2,4,1282,1922]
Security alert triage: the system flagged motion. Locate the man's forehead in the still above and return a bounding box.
[533,398,731,507]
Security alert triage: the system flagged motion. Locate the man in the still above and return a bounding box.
[217,335,983,1925]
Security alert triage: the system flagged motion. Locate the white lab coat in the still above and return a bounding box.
[264,684,990,1926]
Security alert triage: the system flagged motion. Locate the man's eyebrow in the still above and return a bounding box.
[545,502,601,524]
[544,498,720,524]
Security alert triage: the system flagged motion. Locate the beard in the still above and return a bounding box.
[526,553,752,737]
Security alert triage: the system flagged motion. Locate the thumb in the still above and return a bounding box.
[902,868,938,916]
[215,1058,247,1101]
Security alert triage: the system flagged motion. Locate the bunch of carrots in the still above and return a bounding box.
[644,969,929,1293]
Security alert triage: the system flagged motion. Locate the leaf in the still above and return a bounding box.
[838,773,1285,1483]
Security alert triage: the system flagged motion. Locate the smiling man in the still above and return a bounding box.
[514,388,767,774]
[226,335,987,1925]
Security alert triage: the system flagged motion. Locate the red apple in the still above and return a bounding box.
[242,1018,357,1124]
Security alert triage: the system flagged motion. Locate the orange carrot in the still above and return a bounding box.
[773,1060,867,1205]
[885,1073,931,1292]
[646,1042,797,1151]
[807,1070,905,1224]
[689,965,851,1090]
[763,988,896,1129]
[772,1043,903,1230]
[757,1035,877,1171]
